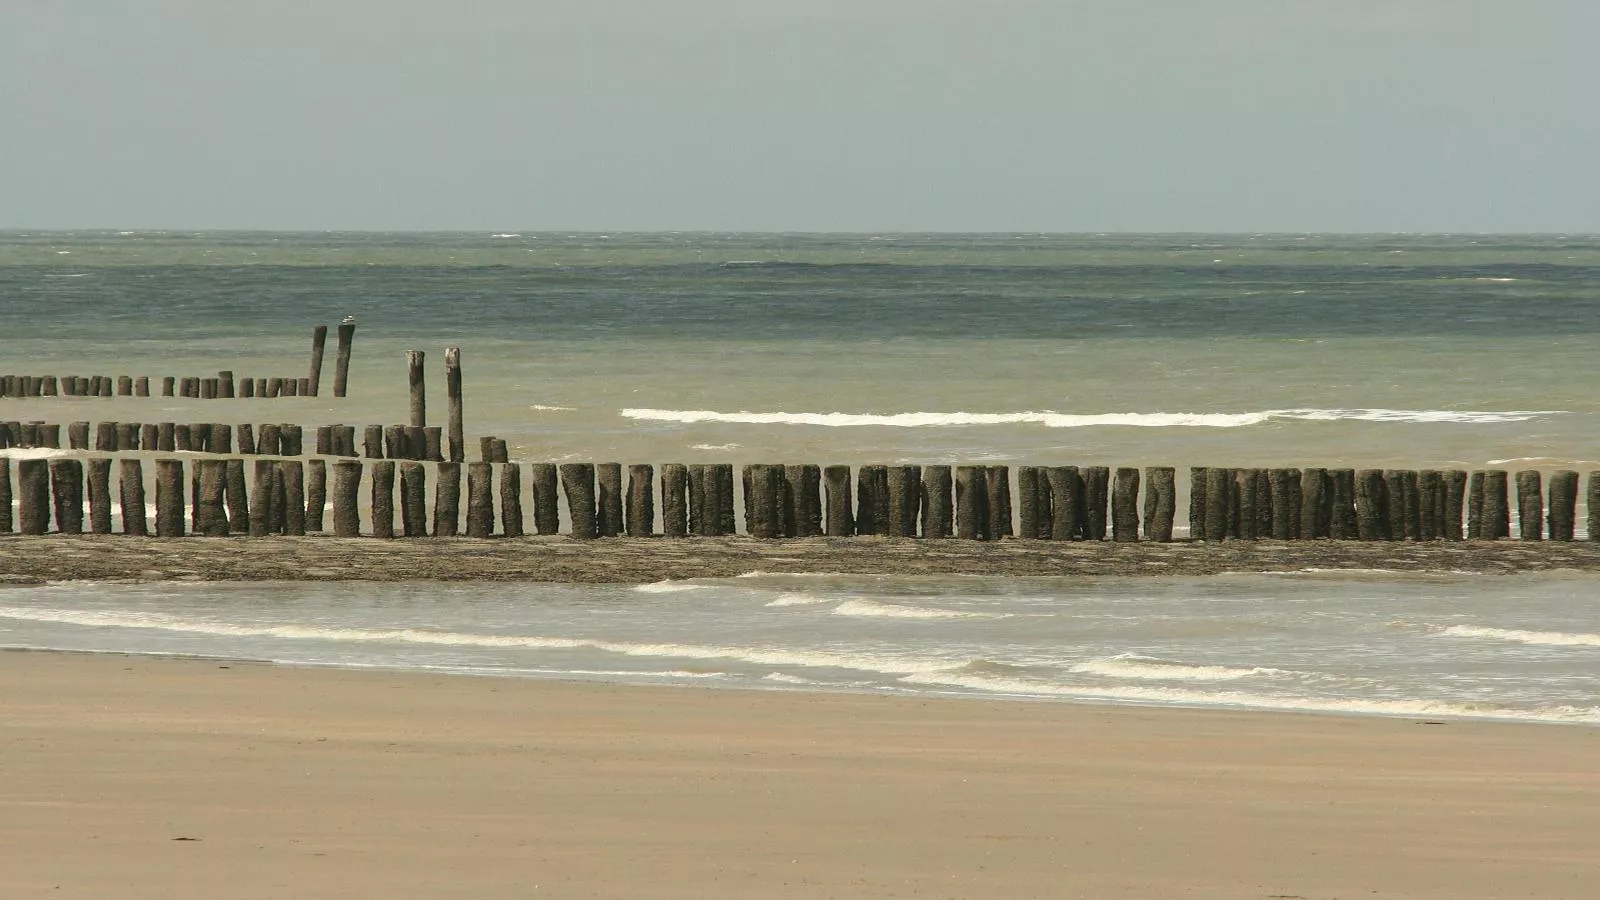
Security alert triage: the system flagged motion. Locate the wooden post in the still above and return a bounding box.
[281,425,303,457]
[954,466,988,540]
[1045,467,1082,541]
[248,461,274,537]
[501,463,525,538]
[466,462,494,538]
[1417,470,1443,541]
[257,423,280,456]
[117,375,133,396]
[140,423,158,450]
[443,347,464,464]
[134,375,148,397]
[593,463,622,538]
[332,460,363,537]
[372,460,396,539]
[919,465,952,539]
[406,350,426,428]
[208,423,231,455]
[787,464,823,538]
[824,465,854,536]
[1201,467,1229,541]
[1017,466,1042,539]
[219,371,235,399]
[0,459,10,534]
[855,465,888,536]
[407,426,427,461]
[433,462,461,537]
[196,460,229,536]
[1547,470,1578,541]
[1481,471,1510,540]
[1354,470,1386,540]
[308,325,328,397]
[1588,472,1600,542]
[626,464,653,537]
[225,459,249,534]
[241,378,255,398]
[201,378,217,400]
[417,427,439,461]
[1515,470,1543,541]
[363,425,384,459]
[155,460,185,537]
[266,377,282,398]
[50,459,84,534]
[530,463,559,535]
[255,377,268,398]
[119,459,148,536]
[713,464,736,536]
[1231,469,1259,541]
[492,439,508,464]
[887,465,922,537]
[1467,471,1485,539]
[559,463,597,539]
[315,426,334,456]
[1381,471,1406,540]
[333,321,356,397]
[1442,470,1467,541]
[685,465,705,536]
[400,461,428,537]
[68,422,89,450]
[1079,466,1106,541]
[17,460,48,534]
[746,464,783,539]
[1109,467,1139,542]
[305,459,327,532]
[1142,467,1175,542]
[1328,469,1356,539]
[1300,468,1330,539]
[985,464,1011,534]
[81,458,111,534]
[1187,467,1208,541]
[94,422,116,452]
[1268,469,1301,540]
[660,464,687,538]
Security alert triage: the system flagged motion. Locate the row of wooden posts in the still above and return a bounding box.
[0,323,357,401]
[2,457,1596,542]
[0,420,510,464]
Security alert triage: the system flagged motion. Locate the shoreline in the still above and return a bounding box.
[4,534,1600,583]
[3,650,1597,899]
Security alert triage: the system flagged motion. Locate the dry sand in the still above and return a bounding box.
[5,533,1600,583]
[2,651,1595,899]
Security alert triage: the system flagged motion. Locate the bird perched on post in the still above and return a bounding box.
[342,315,357,326]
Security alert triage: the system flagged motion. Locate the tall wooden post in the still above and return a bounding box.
[501,463,525,538]
[332,460,363,537]
[307,325,328,397]
[119,459,148,536]
[407,350,426,428]
[445,347,464,463]
[661,464,688,537]
[333,321,356,397]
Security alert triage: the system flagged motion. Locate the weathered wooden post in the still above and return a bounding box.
[225,459,248,534]
[441,347,465,463]
[1017,466,1042,539]
[713,464,736,536]
[398,461,427,536]
[86,458,113,534]
[918,465,952,539]
[305,459,326,531]
[248,461,274,537]
[50,459,84,534]
[1515,470,1543,541]
[161,376,176,397]
[1231,469,1259,541]
[39,423,61,450]
[466,462,495,538]
[117,375,133,396]
[407,426,427,461]
[140,423,158,451]
[1588,472,1600,542]
[746,464,783,539]
[331,460,362,537]
[361,425,383,459]
[119,459,148,535]
[887,466,921,537]
[1481,470,1510,540]
[94,422,116,452]
[1044,467,1081,541]
[1354,469,1386,540]
[240,378,255,398]
[265,377,283,399]
[154,460,185,537]
[257,423,281,457]
[530,463,560,535]
[280,461,305,536]
[1547,470,1578,541]
[217,370,235,399]
[1108,467,1140,542]
[954,466,988,540]
[626,464,653,537]
[371,460,396,539]
[196,460,229,536]
[855,465,888,536]
[1381,470,1407,540]
[1268,469,1301,540]
[1300,468,1330,539]
[405,351,427,431]
[560,463,598,539]
[500,463,525,538]
[1417,470,1443,541]
[68,421,89,450]
[207,423,230,455]
[423,427,443,462]
[1467,471,1485,539]
[0,459,10,534]
[432,462,461,537]
[201,378,218,400]
[981,466,1010,540]
[315,425,334,456]
[1328,469,1356,539]
[1194,467,1225,542]
[17,460,49,534]
[333,321,356,397]
[255,377,268,397]
[596,463,623,538]
[492,439,509,464]
[824,465,854,536]
[1077,466,1105,541]
[1187,467,1208,541]
[307,325,328,397]
[281,425,303,457]
[133,375,148,396]
[786,464,823,537]
[660,464,688,538]
[1142,467,1175,542]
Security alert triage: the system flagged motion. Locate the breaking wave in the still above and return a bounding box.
[830,599,1004,620]
[1069,653,1285,681]
[1435,625,1600,648]
[620,408,1560,428]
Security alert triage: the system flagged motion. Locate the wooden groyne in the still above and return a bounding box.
[1,453,1595,544]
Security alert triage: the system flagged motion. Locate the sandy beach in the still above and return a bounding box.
[2,651,1595,899]
[5,533,1600,583]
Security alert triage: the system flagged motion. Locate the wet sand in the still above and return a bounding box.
[3,534,1600,583]
[2,651,1596,899]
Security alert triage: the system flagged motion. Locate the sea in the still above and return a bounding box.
[1,231,1597,725]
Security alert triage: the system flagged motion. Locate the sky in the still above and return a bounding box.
[1,1,1594,232]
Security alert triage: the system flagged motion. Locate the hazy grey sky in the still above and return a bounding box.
[2,1,1592,231]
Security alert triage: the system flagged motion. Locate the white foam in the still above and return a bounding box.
[899,673,1600,724]
[529,405,575,411]
[632,581,705,594]
[764,593,833,607]
[1070,653,1284,682]
[831,599,1003,620]
[621,408,1561,429]
[1436,625,1600,648]
[689,443,740,451]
